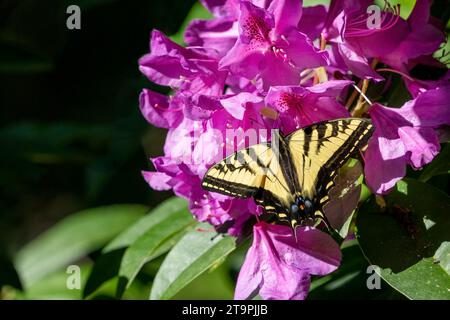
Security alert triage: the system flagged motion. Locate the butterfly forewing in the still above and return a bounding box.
[202,143,273,198]
[286,118,374,207]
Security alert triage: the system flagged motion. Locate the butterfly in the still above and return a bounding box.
[202,118,374,230]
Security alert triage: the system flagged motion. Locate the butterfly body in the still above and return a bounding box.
[202,118,374,229]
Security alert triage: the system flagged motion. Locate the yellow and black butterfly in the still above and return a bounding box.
[202,118,374,230]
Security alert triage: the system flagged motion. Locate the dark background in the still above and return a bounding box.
[0,0,196,254]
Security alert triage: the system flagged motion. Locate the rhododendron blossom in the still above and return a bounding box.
[139,0,449,300]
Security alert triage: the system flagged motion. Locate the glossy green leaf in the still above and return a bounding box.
[309,240,406,299]
[117,206,195,296]
[150,224,237,300]
[434,242,450,276]
[84,197,193,297]
[103,197,189,253]
[82,249,125,298]
[24,264,92,300]
[420,144,450,182]
[173,264,234,299]
[303,0,330,6]
[375,0,416,19]
[356,179,450,299]
[15,204,147,288]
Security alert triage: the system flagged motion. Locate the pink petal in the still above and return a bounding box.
[185,18,238,57]
[235,222,341,300]
[234,229,264,300]
[364,137,406,194]
[398,126,440,169]
[281,29,329,71]
[220,92,264,120]
[298,5,327,40]
[399,85,450,127]
[338,44,383,81]
[142,170,173,191]
[139,89,182,128]
[268,0,303,36]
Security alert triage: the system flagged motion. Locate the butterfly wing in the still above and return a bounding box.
[202,142,294,217]
[202,118,374,226]
[286,118,374,210]
[202,143,272,198]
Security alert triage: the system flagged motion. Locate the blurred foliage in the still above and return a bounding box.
[0,0,196,251]
[0,0,196,297]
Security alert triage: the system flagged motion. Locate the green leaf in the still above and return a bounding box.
[84,197,193,297]
[309,240,406,299]
[15,204,147,288]
[303,0,330,6]
[82,249,125,298]
[434,242,450,276]
[103,197,189,253]
[117,206,195,296]
[420,144,450,182]
[375,0,416,19]
[173,264,234,299]
[150,223,237,300]
[170,2,212,45]
[25,264,92,300]
[356,178,450,299]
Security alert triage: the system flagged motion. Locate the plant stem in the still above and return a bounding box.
[313,34,328,85]
[350,58,379,117]
[351,79,370,117]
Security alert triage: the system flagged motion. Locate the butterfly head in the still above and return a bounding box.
[288,196,315,228]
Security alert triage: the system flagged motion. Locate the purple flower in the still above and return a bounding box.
[219,0,328,90]
[139,89,183,129]
[186,1,273,57]
[324,0,445,81]
[139,30,227,96]
[185,18,239,58]
[235,222,341,300]
[365,86,450,194]
[265,80,352,133]
[297,4,327,41]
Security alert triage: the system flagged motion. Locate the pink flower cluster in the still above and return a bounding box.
[139,0,449,299]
